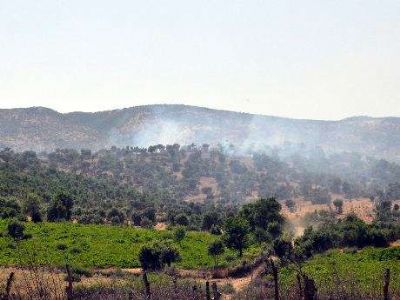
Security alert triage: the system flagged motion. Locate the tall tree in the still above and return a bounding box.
[224,217,249,257]
[23,193,42,222]
[47,193,74,222]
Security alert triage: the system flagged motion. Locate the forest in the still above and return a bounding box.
[0,144,399,299]
[1,144,400,228]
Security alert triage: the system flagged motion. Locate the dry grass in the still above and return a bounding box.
[282,197,375,223]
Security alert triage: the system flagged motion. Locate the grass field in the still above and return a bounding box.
[0,220,260,269]
[280,247,400,298]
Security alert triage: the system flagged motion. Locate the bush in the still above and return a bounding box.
[367,227,389,247]
[175,214,189,226]
[7,220,25,240]
[139,241,181,271]
[64,273,81,282]
[140,217,154,228]
[161,243,181,267]
[107,208,125,225]
[220,283,235,294]
[139,245,163,271]
[57,243,68,251]
[210,225,222,235]
[72,266,92,277]
[295,214,399,259]
[70,247,82,254]
[208,240,225,266]
[0,197,22,220]
[47,193,74,222]
[273,238,293,261]
[174,227,186,245]
[23,194,43,222]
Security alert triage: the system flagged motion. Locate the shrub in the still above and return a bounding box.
[23,194,43,222]
[70,247,82,255]
[161,243,181,267]
[47,193,74,222]
[174,227,186,245]
[0,197,22,220]
[7,220,25,240]
[72,266,92,277]
[175,214,189,226]
[208,240,225,267]
[140,217,154,228]
[107,208,125,225]
[139,245,163,271]
[57,243,68,251]
[139,241,181,271]
[210,225,222,235]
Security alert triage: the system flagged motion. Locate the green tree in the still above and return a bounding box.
[139,245,163,271]
[254,227,272,244]
[47,193,74,222]
[174,227,186,246]
[333,199,344,214]
[0,197,21,219]
[8,220,25,240]
[239,198,283,231]
[175,213,189,226]
[208,240,225,267]
[224,217,249,257]
[202,212,221,231]
[107,207,125,225]
[139,241,180,270]
[161,242,181,267]
[273,238,294,263]
[23,193,42,222]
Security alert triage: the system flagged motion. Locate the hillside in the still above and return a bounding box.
[1,105,400,161]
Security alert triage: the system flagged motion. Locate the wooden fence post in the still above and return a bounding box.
[173,275,178,299]
[65,265,73,300]
[267,259,280,300]
[205,281,211,300]
[303,275,317,300]
[4,272,15,300]
[212,282,221,300]
[142,271,151,300]
[383,268,390,300]
[192,285,198,300]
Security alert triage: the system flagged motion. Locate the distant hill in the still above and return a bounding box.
[1,104,400,160]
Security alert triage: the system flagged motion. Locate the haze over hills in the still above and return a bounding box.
[0,104,399,161]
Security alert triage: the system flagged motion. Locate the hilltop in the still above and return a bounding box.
[1,105,400,161]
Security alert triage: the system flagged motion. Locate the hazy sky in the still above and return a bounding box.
[0,0,399,120]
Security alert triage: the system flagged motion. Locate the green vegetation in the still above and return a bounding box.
[139,240,181,270]
[208,240,225,267]
[295,214,400,259]
[2,146,400,230]
[0,145,400,298]
[280,247,400,297]
[0,220,260,269]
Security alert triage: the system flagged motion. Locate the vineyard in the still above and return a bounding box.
[0,221,260,269]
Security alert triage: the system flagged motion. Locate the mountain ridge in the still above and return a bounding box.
[0,104,400,161]
[6,104,398,122]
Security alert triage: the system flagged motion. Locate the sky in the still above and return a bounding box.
[0,0,399,120]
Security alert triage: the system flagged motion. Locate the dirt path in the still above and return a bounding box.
[218,264,264,294]
[95,264,265,291]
